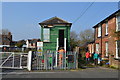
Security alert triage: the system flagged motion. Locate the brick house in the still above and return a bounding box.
[26,39,40,48]
[92,9,120,68]
[0,32,12,47]
[87,41,95,54]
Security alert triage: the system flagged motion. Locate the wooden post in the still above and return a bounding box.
[55,38,59,67]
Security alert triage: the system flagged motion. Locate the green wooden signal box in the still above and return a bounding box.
[39,17,72,52]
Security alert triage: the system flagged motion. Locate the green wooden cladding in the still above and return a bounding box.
[41,25,71,52]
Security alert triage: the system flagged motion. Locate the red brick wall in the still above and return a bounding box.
[87,44,91,53]
[102,23,106,37]
[87,43,95,54]
[95,38,101,54]
[95,27,98,40]
[95,25,101,54]
[101,23,108,57]
[102,37,108,57]
[95,17,117,58]
[108,17,116,58]
[94,16,120,68]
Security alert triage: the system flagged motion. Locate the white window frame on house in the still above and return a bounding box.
[105,42,108,57]
[96,43,99,53]
[105,21,108,35]
[116,41,120,59]
[98,24,101,37]
[43,28,50,42]
[116,14,120,31]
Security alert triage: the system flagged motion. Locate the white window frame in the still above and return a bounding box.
[98,24,101,37]
[116,15,120,31]
[105,21,108,35]
[105,42,108,57]
[96,43,99,53]
[43,28,50,42]
[116,41,120,59]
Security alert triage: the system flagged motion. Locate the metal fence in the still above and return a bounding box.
[32,51,77,70]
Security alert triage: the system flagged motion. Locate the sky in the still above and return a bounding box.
[2,2,119,41]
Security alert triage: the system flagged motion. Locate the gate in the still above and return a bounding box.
[0,52,28,69]
[32,51,77,70]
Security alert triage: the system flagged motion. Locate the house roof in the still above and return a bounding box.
[93,9,120,28]
[39,16,72,25]
[27,39,40,43]
[87,41,95,44]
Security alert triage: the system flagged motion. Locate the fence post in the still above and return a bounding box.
[27,51,32,71]
[56,38,59,68]
[20,54,22,69]
[44,52,47,70]
[76,52,78,69]
[12,52,15,67]
[65,52,66,70]
[74,52,76,69]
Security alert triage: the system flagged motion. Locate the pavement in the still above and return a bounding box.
[0,67,119,78]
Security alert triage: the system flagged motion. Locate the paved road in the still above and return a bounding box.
[1,67,119,78]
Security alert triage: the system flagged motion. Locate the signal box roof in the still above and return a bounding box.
[39,17,72,26]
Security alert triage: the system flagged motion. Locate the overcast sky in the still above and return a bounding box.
[2,2,119,41]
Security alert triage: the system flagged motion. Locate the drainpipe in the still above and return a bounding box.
[101,24,102,58]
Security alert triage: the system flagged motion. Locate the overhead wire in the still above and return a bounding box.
[73,0,96,24]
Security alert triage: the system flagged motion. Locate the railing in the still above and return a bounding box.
[32,51,77,70]
[0,51,78,71]
[0,52,28,69]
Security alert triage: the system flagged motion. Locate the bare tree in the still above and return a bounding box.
[70,31,78,41]
[79,29,94,46]
[70,29,94,51]
[0,29,10,35]
[70,31,79,51]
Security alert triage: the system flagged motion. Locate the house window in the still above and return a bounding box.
[105,21,108,35]
[96,43,99,53]
[116,15,120,31]
[116,40,120,58]
[98,25,101,37]
[43,28,50,42]
[105,42,108,57]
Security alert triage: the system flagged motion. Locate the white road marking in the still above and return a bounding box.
[0,72,69,75]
